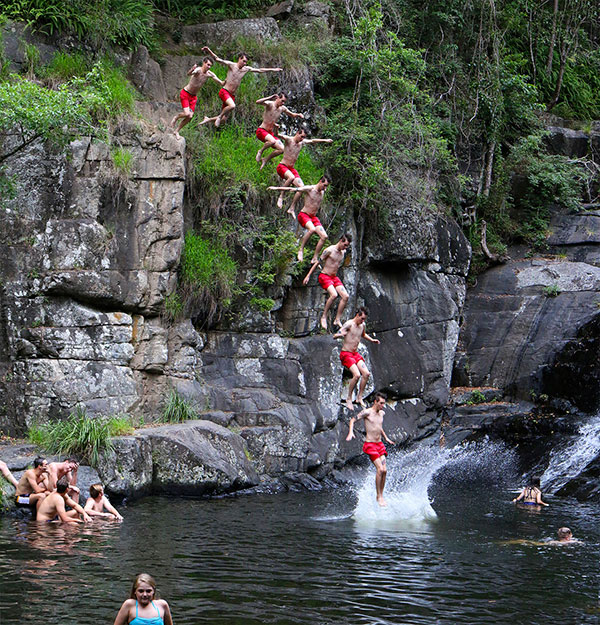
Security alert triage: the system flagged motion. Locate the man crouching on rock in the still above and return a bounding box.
[346,392,395,507]
[36,477,92,524]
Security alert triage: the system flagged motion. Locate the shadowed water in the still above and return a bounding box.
[1,442,599,625]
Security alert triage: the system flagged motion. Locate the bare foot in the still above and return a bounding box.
[345,397,354,411]
[277,196,284,209]
[297,248,304,262]
[286,206,296,219]
[169,116,177,128]
[310,257,319,264]
[256,150,262,163]
[355,397,366,409]
[259,157,268,170]
[333,318,343,328]
[214,116,221,128]
[199,116,210,126]
[377,496,388,507]
[320,316,328,331]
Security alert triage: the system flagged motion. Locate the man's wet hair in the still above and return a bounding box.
[57,476,69,493]
[296,127,308,136]
[278,92,287,99]
[237,52,249,60]
[340,232,352,243]
[67,457,79,466]
[320,175,330,184]
[202,56,212,64]
[374,391,387,402]
[90,483,103,498]
[356,305,369,316]
[557,527,572,539]
[34,457,46,468]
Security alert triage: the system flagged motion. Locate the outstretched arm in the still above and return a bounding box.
[346,410,368,440]
[362,327,380,344]
[256,93,279,104]
[187,64,199,75]
[208,71,225,86]
[201,46,232,67]
[282,106,304,119]
[268,185,312,193]
[304,138,333,144]
[536,491,549,506]
[247,65,283,74]
[0,461,18,488]
[103,496,124,520]
[333,319,352,340]
[512,488,525,503]
[66,495,92,522]
[302,261,320,285]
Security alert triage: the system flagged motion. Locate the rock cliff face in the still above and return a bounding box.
[0,15,473,496]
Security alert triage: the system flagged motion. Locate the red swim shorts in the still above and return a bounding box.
[339,350,364,369]
[180,88,198,112]
[363,441,387,461]
[256,127,280,143]
[318,272,343,291]
[219,88,235,105]
[276,163,300,181]
[297,212,322,228]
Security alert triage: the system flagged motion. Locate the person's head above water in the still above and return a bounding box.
[557,527,572,542]
[530,476,541,488]
[130,573,157,600]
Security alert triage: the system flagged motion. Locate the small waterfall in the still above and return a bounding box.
[351,439,517,526]
[542,413,600,494]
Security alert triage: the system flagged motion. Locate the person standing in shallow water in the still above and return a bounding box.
[512,476,549,506]
[113,573,173,625]
[346,392,395,507]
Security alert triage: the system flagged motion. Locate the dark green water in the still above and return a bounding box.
[0,444,599,625]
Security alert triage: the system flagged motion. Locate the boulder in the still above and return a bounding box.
[129,45,167,102]
[181,18,281,49]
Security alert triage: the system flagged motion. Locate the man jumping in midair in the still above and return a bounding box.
[334,306,380,410]
[303,233,350,330]
[346,392,394,507]
[200,47,282,128]
[276,129,332,217]
[255,92,304,170]
[269,176,330,262]
[170,57,224,139]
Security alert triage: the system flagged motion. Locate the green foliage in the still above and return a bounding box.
[543,284,561,298]
[153,0,271,23]
[27,406,133,466]
[0,0,156,51]
[40,51,90,81]
[251,224,297,286]
[161,389,197,423]
[249,297,275,312]
[466,390,487,405]
[163,292,184,321]
[111,146,134,176]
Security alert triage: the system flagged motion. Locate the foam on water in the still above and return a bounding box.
[351,440,517,528]
[542,413,600,493]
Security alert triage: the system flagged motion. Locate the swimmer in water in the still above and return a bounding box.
[512,476,548,506]
[113,573,173,625]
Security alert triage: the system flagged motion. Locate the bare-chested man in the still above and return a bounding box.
[276,129,333,217]
[36,476,92,524]
[47,458,80,503]
[333,306,380,410]
[269,176,329,262]
[170,57,225,139]
[346,392,394,507]
[14,456,49,511]
[255,92,304,169]
[0,459,18,488]
[304,233,351,330]
[84,483,123,521]
[200,47,282,128]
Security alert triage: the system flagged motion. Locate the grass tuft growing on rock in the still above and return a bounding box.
[27,406,133,466]
[161,390,197,423]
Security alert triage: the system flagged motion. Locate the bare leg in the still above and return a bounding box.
[0,460,18,488]
[277,174,296,209]
[345,363,361,410]
[311,228,328,264]
[373,456,388,506]
[172,110,193,138]
[298,223,316,262]
[215,99,235,127]
[333,285,349,328]
[355,360,371,407]
[260,146,283,170]
[200,115,219,126]
[257,137,279,163]
[288,188,303,217]
[321,284,339,330]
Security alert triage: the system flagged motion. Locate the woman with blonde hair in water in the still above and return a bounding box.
[113,573,173,625]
